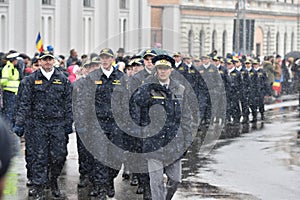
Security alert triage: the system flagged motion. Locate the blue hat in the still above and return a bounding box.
[152,55,175,68]
[40,51,55,59]
[100,48,114,57]
[143,49,157,58]
[47,45,54,51]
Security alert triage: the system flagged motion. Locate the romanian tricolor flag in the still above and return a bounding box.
[272,79,281,95]
[35,32,44,53]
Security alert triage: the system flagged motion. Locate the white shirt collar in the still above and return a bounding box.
[145,67,152,74]
[203,62,211,69]
[40,67,54,80]
[175,61,182,68]
[236,66,242,71]
[101,66,114,78]
[228,67,235,74]
[187,63,192,68]
[216,64,221,69]
[246,67,252,71]
[159,79,170,88]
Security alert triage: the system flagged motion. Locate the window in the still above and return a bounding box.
[276,32,280,54]
[291,32,294,51]
[199,30,205,56]
[83,0,92,7]
[42,0,52,5]
[120,0,127,9]
[284,32,287,55]
[212,30,217,51]
[188,30,193,56]
[222,31,227,57]
[267,31,271,55]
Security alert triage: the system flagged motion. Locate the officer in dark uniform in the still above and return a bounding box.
[13,51,73,199]
[172,53,208,128]
[252,60,271,120]
[86,48,126,200]
[128,49,157,197]
[130,55,195,200]
[226,59,242,125]
[233,57,251,123]
[245,60,259,122]
[212,56,230,122]
[198,55,223,124]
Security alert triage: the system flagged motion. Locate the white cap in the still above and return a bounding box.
[6,53,20,59]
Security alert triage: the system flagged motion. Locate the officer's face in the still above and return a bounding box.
[143,56,155,70]
[245,63,251,69]
[41,57,54,72]
[227,63,233,69]
[100,55,114,70]
[213,60,220,66]
[202,58,210,65]
[132,64,143,74]
[173,55,181,63]
[235,61,241,67]
[156,66,172,82]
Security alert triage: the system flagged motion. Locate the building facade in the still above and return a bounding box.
[0,0,151,56]
[149,0,300,57]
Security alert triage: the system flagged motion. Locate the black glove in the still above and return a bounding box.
[65,126,73,135]
[12,124,24,137]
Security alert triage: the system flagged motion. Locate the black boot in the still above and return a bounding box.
[31,186,45,200]
[78,174,90,188]
[106,180,115,198]
[122,171,130,180]
[51,179,62,198]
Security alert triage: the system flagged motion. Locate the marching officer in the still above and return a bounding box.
[13,51,73,199]
[233,57,251,123]
[128,49,157,197]
[245,60,259,122]
[198,55,223,124]
[1,52,21,126]
[130,54,194,200]
[172,52,207,129]
[252,60,271,121]
[226,59,242,125]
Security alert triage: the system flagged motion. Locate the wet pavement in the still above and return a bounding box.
[3,94,300,200]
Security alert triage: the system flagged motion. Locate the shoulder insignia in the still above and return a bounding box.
[199,70,204,74]
[219,71,223,74]
[231,73,236,76]
[152,96,165,99]
[189,69,195,73]
[209,69,214,73]
[95,80,103,85]
[35,80,43,85]
[178,67,184,71]
[112,79,121,85]
[53,79,62,84]
[258,72,263,76]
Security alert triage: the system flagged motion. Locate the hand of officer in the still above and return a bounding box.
[12,124,24,137]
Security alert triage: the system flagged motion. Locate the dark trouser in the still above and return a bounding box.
[31,122,67,186]
[241,98,249,118]
[228,97,241,123]
[76,133,94,178]
[25,129,34,180]
[2,90,16,127]
[258,95,265,114]
[93,160,120,185]
[249,100,257,120]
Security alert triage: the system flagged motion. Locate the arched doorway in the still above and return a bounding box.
[254,27,264,56]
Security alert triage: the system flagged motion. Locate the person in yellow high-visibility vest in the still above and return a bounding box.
[1,52,20,126]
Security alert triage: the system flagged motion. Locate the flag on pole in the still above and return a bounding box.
[272,79,281,95]
[35,32,44,53]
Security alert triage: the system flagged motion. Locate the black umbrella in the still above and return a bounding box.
[285,51,300,60]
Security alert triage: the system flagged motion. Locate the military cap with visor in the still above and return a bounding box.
[152,55,175,69]
[40,51,55,60]
[99,48,114,57]
[143,49,157,58]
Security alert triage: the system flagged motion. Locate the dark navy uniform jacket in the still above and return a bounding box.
[15,68,72,129]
